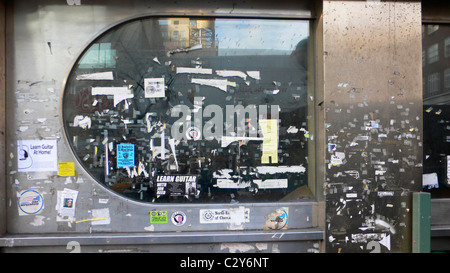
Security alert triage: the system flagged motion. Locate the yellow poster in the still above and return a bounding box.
[259,119,279,164]
[58,162,75,176]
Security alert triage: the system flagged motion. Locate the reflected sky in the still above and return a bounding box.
[215,19,309,55]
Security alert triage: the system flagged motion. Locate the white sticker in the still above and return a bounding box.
[200,208,250,224]
[144,78,165,98]
[17,190,44,215]
[171,211,187,226]
[17,139,58,172]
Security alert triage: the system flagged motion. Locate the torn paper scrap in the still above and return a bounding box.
[91,87,133,107]
[191,78,229,92]
[247,71,261,80]
[216,70,247,80]
[176,67,212,74]
[221,136,264,147]
[76,71,113,80]
[423,173,439,189]
[216,178,288,189]
[169,138,179,171]
[167,44,202,56]
[73,115,91,129]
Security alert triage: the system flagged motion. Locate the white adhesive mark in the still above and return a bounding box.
[176,67,212,74]
[30,215,46,226]
[144,225,155,231]
[18,126,29,132]
[91,208,111,225]
[67,0,81,5]
[76,71,113,80]
[220,243,255,253]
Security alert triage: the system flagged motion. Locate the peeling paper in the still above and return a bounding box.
[264,207,288,230]
[168,138,179,171]
[76,71,113,80]
[246,71,260,80]
[191,78,229,92]
[216,178,288,189]
[221,136,264,147]
[91,87,133,107]
[167,44,202,56]
[216,70,247,80]
[73,115,91,129]
[176,67,212,74]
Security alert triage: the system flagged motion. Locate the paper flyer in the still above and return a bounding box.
[17,139,58,172]
[144,78,165,98]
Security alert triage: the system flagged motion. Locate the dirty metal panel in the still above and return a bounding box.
[322,1,422,252]
[4,0,319,253]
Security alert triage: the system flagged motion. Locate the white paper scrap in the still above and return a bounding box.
[247,71,261,80]
[176,67,212,74]
[191,78,229,92]
[216,70,247,80]
[423,172,439,188]
[92,87,133,107]
[76,71,114,80]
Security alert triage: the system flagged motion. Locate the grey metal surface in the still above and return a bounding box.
[321,1,423,252]
[0,228,323,247]
[3,0,320,253]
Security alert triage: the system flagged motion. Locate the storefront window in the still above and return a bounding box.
[62,17,312,203]
[422,23,450,197]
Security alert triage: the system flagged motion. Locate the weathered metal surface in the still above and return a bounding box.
[3,0,321,253]
[321,1,423,252]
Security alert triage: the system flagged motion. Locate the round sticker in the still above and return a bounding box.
[171,211,186,226]
[18,190,44,215]
[186,127,201,141]
[201,210,214,222]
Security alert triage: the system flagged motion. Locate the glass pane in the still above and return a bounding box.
[62,17,312,203]
[422,24,450,197]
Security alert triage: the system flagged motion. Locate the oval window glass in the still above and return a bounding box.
[62,17,312,203]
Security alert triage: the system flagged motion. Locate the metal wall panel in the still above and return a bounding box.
[321,1,423,252]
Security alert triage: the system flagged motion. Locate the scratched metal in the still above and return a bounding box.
[321,1,422,252]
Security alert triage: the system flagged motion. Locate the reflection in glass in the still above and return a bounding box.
[62,17,312,203]
[422,24,450,197]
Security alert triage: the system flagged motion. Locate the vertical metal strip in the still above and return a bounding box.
[0,0,6,237]
[412,192,431,253]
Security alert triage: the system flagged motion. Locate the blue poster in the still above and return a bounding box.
[117,144,135,167]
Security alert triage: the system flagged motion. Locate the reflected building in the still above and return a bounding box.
[423,24,450,105]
